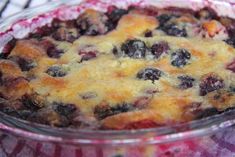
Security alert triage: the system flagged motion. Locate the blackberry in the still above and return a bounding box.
[121,39,147,59]
[53,102,77,117]
[199,73,224,96]
[46,65,67,77]
[151,41,169,58]
[21,94,44,111]
[94,103,134,120]
[225,38,235,48]
[161,24,187,37]
[106,6,128,30]
[47,46,64,58]
[9,56,36,71]
[157,14,173,27]
[171,49,191,67]
[137,68,162,83]
[144,30,153,37]
[178,75,195,89]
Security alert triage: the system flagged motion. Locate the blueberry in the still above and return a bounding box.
[94,103,134,120]
[53,102,77,117]
[9,56,36,71]
[178,75,195,89]
[171,49,191,67]
[121,39,147,58]
[46,66,67,77]
[137,68,162,83]
[47,46,64,58]
[161,24,187,37]
[151,41,169,58]
[199,73,224,96]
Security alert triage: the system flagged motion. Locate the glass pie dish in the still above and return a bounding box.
[0,0,235,156]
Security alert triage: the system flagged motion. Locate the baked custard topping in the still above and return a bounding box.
[0,7,235,130]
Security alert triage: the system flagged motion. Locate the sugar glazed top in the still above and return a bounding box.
[0,6,235,130]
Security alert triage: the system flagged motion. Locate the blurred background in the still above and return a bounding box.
[0,0,59,19]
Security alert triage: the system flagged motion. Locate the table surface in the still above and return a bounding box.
[0,0,59,19]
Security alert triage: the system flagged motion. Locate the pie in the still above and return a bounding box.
[0,6,235,130]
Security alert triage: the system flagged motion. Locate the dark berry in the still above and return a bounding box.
[53,102,77,117]
[52,27,79,43]
[112,46,118,56]
[195,107,220,119]
[151,41,169,58]
[157,14,173,27]
[21,94,44,111]
[46,65,67,77]
[225,38,235,48]
[144,30,153,37]
[47,46,64,58]
[0,53,8,59]
[29,25,55,39]
[106,6,128,30]
[178,75,195,89]
[9,56,36,71]
[171,49,191,67]
[161,24,187,37]
[94,103,134,120]
[229,85,235,92]
[107,6,128,23]
[137,68,162,83]
[121,39,147,59]
[199,73,224,96]
[28,107,70,127]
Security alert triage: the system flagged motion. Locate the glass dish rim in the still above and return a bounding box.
[0,0,235,145]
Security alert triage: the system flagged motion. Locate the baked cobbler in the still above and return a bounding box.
[0,6,235,130]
